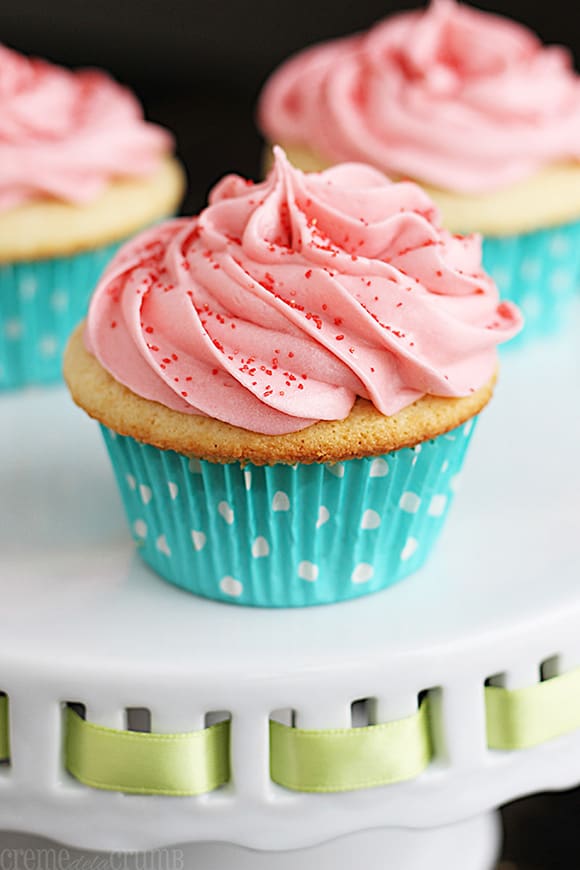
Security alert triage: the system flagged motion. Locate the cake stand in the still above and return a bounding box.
[1,311,579,870]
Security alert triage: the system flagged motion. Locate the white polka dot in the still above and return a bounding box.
[401,537,418,562]
[4,319,23,340]
[191,530,206,551]
[520,259,541,281]
[39,335,58,358]
[413,444,422,454]
[133,519,147,539]
[549,233,570,257]
[463,419,474,437]
[244,470,252,490]
[352,563,374,584]
[50,290,68,311]
[428,494,448,517]
[298,561,319,582]
[443,433,456,442]
[19,276,37,300]
[361,509,381,530]
[218,501,234,524]
[220,576,243,597]
[441,460,449,473]
[492,267,510,288]
[252,536,269,557]
[399,492,421,514]
[550,268,572,294]
[168,482,179,500]
[450,475,462,493]
[188,458,202,474]
[521,294,541,319]
[316,505,330,528]
[126,474,136,491]
[272,490,290,511]
[156,535,171,557]
[139,484,152,505]
[326,463,345,478]
[369,458,389,478]
[108,429,117,440]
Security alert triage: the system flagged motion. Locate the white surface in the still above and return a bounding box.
[0,314,579,852]
[0,813,501,870]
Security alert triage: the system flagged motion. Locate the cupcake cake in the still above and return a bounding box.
[258,0,580,345]
[64,148,521,607]
[0,43,185,389]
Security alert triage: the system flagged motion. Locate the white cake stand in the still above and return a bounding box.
[1,311,579,870]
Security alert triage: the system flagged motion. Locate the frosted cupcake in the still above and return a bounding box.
[0,44,185,389]
[258,0,580,345]
[64,149,521,607]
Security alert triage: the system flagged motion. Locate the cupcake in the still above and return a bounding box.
[258,0,580,346]
[64,148,521,607]
[0,44,185,389]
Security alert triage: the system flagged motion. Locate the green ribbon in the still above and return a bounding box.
[22,667,580,797]
[0,695,9,762]
[64,707,230,795]
[270,699,432,792]
[486,667,580,750]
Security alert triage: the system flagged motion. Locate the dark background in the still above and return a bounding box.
[2,0,579,215]
[2,3,580,866]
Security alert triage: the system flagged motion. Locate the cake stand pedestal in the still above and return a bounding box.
[1,311,579,869]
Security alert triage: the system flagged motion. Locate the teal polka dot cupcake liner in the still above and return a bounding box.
[0,241,124,390]
[483,216,580,349]
[101,419,477,608]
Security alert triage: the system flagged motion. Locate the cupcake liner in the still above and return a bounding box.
[100,418,477,608]
[482,216,580,348]
[0,241,123,390]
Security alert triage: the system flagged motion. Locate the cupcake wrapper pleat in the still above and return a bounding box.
[0,242,123,390]
[483,217,580,348]
[101,419,477,608]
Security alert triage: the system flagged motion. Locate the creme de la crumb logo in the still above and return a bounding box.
[0,849,185,870]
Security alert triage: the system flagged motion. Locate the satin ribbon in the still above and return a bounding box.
[65,707,230,795]
[270,699,432,792]
[486,667,580,750]
[0,695,8,761]
[38,666,580,798]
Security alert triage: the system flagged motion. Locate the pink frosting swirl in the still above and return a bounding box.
[85,148,521,435]
[0,44,172,211]
[258,0,580,193]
